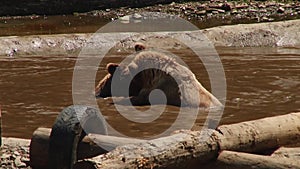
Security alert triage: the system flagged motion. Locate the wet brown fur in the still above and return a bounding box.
[95,43,222,108]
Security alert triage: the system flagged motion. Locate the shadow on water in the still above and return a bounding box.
[0,15,110,36]
[0,47,299,138]
[1,14,300,36]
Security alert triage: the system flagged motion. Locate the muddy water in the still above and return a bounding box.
[0,15,109,36]
[0,47,299,138]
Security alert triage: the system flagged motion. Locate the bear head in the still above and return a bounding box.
[95,63,142,98]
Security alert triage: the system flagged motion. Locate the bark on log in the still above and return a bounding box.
[216,112,300,152]
[271,147,300,160]
[31,112,300,169]
[85,129,219,169]
[30,127,144,169]
[218,150,300,169]
[87,133,144,152]
[82,112,300,169]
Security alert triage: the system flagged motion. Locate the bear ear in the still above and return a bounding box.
[134,42,146,52]
[106,63,119,74]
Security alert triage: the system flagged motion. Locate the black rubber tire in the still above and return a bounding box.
[48,105,107,169]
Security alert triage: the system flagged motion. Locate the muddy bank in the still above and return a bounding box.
[85,1,300,27]
[203,19,300,47]
[0,0,300,21]
[0,19,299,57]
[0,0,181,16]
[1,1,300,37]
[1,1,300,25]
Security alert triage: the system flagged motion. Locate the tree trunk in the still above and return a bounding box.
[30,127,144,169]
[216,112,300,152]
[271,147,300,160]
[82,112,300,169]
[85,129,219,169]
[30,112,300,169]
[218,150,300,169]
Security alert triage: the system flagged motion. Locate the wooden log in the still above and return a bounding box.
[216,112,300,152]
[30,127,144,169]
[218,150,300,169]
[48,105,141,169]
[31,112,300,168]
[87,133,144,152]
[30,128,51,168]
[84,130,220,169]
[31,128,219,169]
[81,112,300,169]
[271,147,300,160]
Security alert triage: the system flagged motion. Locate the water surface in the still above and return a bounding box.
[0,47,299,138]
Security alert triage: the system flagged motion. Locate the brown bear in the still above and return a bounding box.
[95,45,222,108]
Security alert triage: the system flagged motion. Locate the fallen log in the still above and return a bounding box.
[87,133,144,152]
[271,147,300,160]
[216,112,300,152]
[30,127,102,169]
[48,105,115,169]
[30,127,144,169]
[31,128,220,169]
[82,112,300,169]
[83,130,219,169]
[30,112,300,169]
[218,150,300,169]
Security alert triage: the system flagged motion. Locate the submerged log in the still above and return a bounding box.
[218,150,300,169]
[30,112,300,169]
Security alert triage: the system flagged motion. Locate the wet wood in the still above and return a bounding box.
[216,112,300,152]
[30,112,300,168]
[86,129,219,169]
[29,127,144,169]
[218,150,300,169]
[83,112,300,169]
[271,147,300,160]
[87,133,144,151]
[30,128,51,168]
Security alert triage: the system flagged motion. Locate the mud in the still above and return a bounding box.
[1,138,31,169]
[0,19,299,57]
